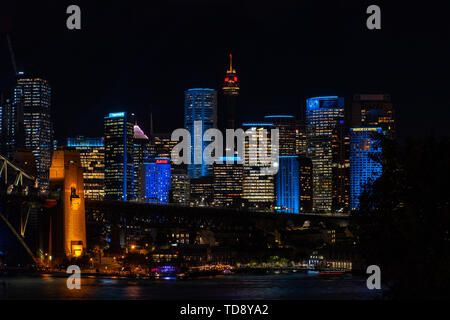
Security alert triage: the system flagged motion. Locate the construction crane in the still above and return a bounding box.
[6,34,20,77]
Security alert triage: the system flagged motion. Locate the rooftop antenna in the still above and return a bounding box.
[229,53,233,72]
[150,113,154,136]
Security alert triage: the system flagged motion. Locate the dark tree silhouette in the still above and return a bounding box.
[351,136,450,299]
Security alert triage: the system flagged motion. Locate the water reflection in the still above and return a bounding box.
[0,273,383,300]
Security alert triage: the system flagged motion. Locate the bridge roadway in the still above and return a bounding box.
[85,200,350,229]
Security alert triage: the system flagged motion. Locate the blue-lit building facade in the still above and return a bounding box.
[104,112,136,201]
[275,156,300,213]
[67,136,105,200]
[141,158,171,204]
[350,127,383,210]
[184,88,217,179]
[306,96,345,213]
[265,115,300,214]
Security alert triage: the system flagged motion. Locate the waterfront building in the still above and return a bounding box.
[104,112,136,201]
[306,96,345,213]
[66,136,105,200]
[13,76,52,194]
[184,88,217,178]
[349,127,383,210]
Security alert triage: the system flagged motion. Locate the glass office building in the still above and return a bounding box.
[350,127,383,210]
[104,112,136,201]
[306,96,345,213]
[275,156,300,213]
[241,122,276,211]
[67,136,105,200]
[213,156,243,208]
[184,88,217,179]
[142,158,171,204]
[13,76,52,194]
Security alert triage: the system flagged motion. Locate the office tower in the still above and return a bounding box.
[219,54,240,133]
[350,127,383,210]
[265,115,299,214]
[241,122,276,211]
[170,169,190,205]
[140,158,171,204]
[299,155,313,213]
[133,124,149,200]
[184,88,217,178]
[295,120,307,156]
[13,76,52,194]
[104,112,136,201]
[275,156,300,213]
[189,176,214,207]
[305,96,345,213]
[351,94,395,137]
[49,150,86,259]
[66,136,105,200]
[264,115,296,155]
[332,120,350,212]
[149,132,178,160]
[213,156,243,208]
[0,94,24,159]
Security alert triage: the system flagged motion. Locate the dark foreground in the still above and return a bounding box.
[0,273,383,300]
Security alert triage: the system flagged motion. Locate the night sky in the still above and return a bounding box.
[0,0,449,142]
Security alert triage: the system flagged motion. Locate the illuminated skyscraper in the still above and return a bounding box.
[170,169,190,205]
[265,115,299,214]
[104,112,136,201]
[332,120,350,212]
[351,94,395,138]
[190,176,214,207]
[295,119,307,156]
[219,54,240,133]
[241,123,276,211]
[306,96,345,213]
[0,95,18,158]
[66,136,105,200]
[149,132,178,160]
[13,76,52,194]
[184,88,217,178]
[141,158,171,204]
[264,115,296,156]
[213,157,243,208]
[275,156,300,213]
[133,124,149,201]
[350,127,383,210]
[299,155,313,213]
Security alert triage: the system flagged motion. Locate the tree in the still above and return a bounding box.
[351,136,450,299]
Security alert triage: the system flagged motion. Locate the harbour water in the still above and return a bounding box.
[0,273,383,300]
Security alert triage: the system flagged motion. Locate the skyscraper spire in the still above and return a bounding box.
[229,53,233,73]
